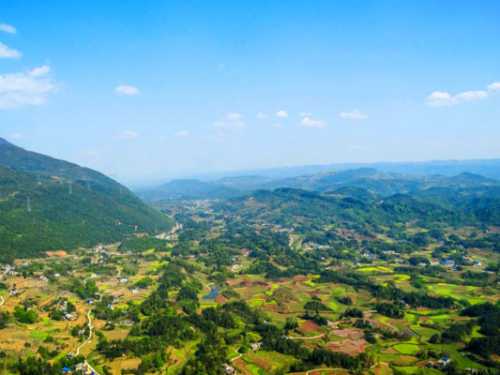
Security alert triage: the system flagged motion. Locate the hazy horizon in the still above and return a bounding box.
[1,1,499,184]
[3,135,500,187]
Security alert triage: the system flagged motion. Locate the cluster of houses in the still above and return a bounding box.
[62,361,98,375]
[54,298,77,321]
[426,355,452,370]
[223,342,262,374]
[9,283,21,297]
[1,264,17,277]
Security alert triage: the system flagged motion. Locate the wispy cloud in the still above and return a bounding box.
[0,23,16,34]
[213,112,246,133]
[300,115,326,128]
[117,130,139,140]
[30,66,50,77]
[276,110,288,118]
[0,65,57,109]
[175,130,190,137]
[488,82,500,92]
[426,90,487,107]
[0,42,21,59]
[426,81,499,107]
[115,84,140,96]
[339,110,368,120]
[256,112,268,119]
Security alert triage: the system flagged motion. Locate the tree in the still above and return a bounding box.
[181,332,228,375]
[284,317,299,332]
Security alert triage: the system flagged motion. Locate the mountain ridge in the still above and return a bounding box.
[0,139,172,261]
[140,166,500,202]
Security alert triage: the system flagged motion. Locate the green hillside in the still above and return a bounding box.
[0,139,172,262]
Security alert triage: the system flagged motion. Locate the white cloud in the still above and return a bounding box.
[301,116,326,128]
[213,112,246,133]
[0,65,56,109]
[30,65,50,77]
[175,130,190,137]
[115,84,140,96]
[426,91,453,106]
[455,90,488,102]
[487,82,500,92]
[276,110,288,118]
[0,42,21,59]
[117,130,139,140]
[426,81,500,107]
[426,90,488,107]
[339,110,368,120]
[256,112,268,119]
[299,112,312,117]
[0,23,16,34]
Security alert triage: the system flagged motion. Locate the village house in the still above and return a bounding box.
[223,364,235,375]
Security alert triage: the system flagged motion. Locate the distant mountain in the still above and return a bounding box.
[0,138,172,261]
[219,159,500,181]
[262,169,499,196]
[170,159,500,184]
[142,166,500,202]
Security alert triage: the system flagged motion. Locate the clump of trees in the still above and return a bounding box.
[14,305,38,324]
[375,303,404,319]
[461,302,500,358]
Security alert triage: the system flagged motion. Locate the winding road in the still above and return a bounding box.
[74,310,94,356]
[72,309,101,375]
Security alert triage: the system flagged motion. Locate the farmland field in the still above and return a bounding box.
[1,180,500,375]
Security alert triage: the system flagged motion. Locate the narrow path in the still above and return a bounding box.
[230,353,242,362]
[287,333,325,340]
[84,360,101,375]
[72,309,101,375]
[74,310,94,356]
[305,367,335,375]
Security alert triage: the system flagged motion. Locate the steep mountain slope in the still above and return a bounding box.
[0,139,172,261]
[0,138,126,194]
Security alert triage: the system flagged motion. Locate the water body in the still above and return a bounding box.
[204,286,219,299]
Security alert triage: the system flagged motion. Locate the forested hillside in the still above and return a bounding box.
[0,139,172,261]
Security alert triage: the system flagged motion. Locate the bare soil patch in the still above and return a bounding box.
[326,338,367,356]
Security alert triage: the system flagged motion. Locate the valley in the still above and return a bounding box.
[2,2,499,374]
[0,174,499,374]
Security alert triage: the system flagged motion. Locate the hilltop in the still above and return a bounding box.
[0,138,172,261]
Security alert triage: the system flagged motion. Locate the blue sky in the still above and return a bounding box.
[1,1,499,184]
